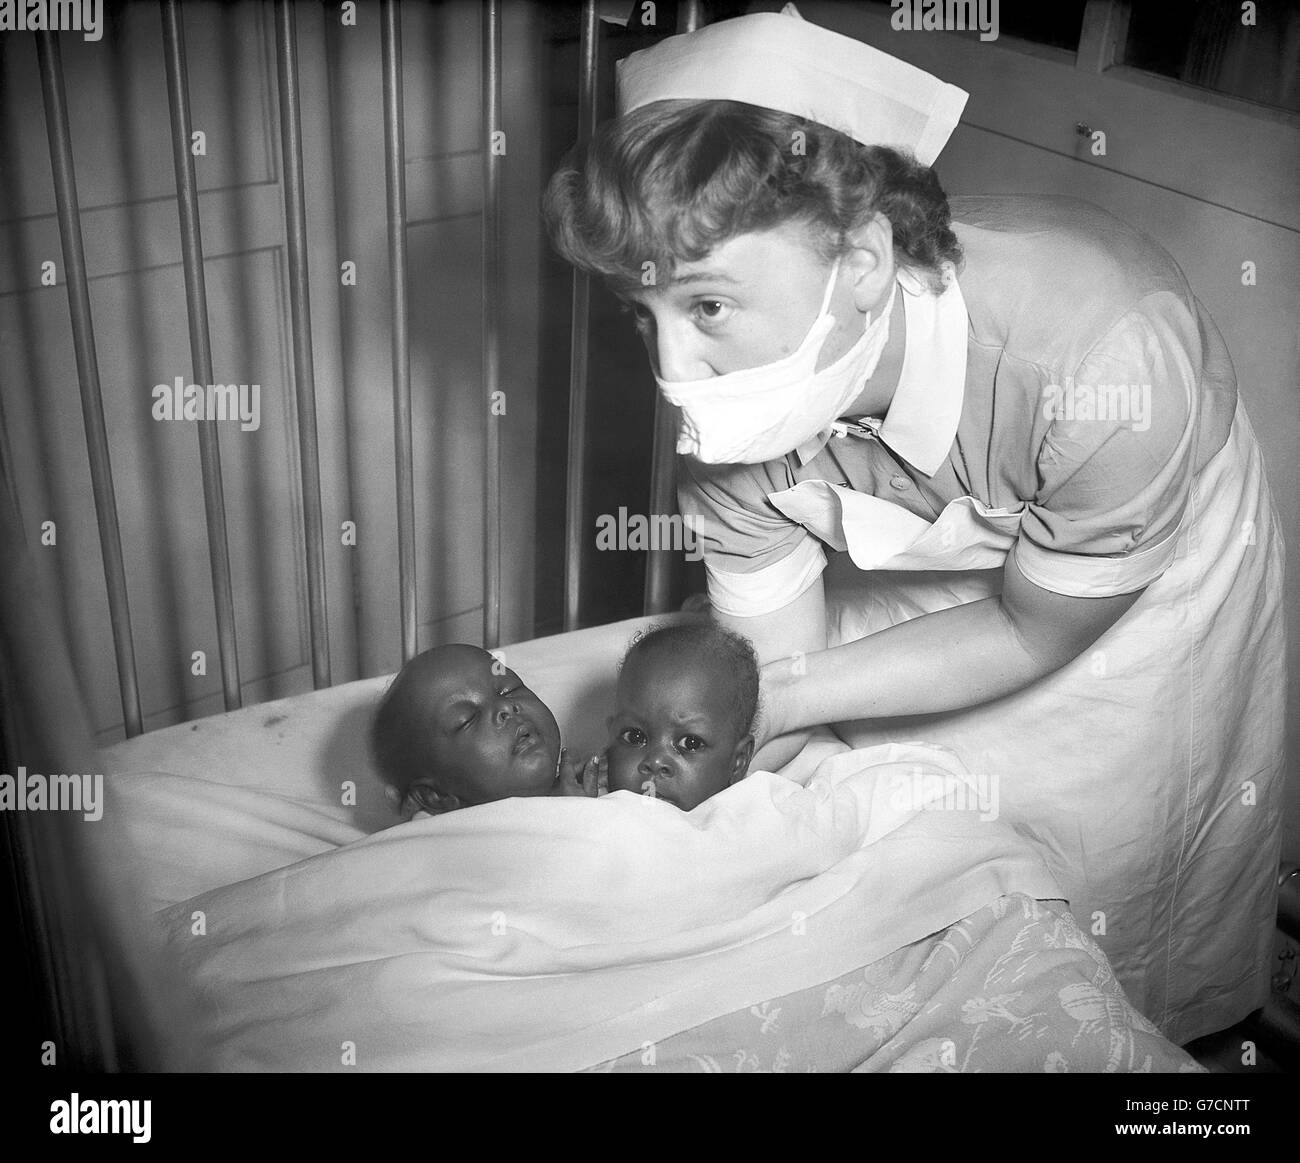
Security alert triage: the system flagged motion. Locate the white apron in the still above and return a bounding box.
[768,400,1286,1044]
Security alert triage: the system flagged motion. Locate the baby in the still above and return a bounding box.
[370,624,759,816]
[604,623,759,811]
[370,644,599,817]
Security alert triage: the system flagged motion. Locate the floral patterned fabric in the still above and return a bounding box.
[590,895,1205,1073]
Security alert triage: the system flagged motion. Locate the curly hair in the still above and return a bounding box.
[622,621,760,740]
[543,98,961,295]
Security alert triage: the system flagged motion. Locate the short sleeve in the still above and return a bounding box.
[1015,295,1201,597]
[677,454,826,617]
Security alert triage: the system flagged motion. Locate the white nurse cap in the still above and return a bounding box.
[616,3,968,166]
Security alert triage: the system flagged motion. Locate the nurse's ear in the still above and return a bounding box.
[842,212,897,315]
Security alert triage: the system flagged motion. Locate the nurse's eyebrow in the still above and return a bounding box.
[670,270,740,287]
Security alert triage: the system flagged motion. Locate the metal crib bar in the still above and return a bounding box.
[643,0,705,615]
[33,33,145,739]
[161,0,242,711]
[482,0,503,650]
[274,0,331,689]
[642,398,680,616]
[381,0,417,664]
[562,0,599,633]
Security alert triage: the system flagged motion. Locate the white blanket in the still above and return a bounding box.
[159,741,1061,1072]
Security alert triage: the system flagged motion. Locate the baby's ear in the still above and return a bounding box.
[730,735,756,783]
[405,779,462,818]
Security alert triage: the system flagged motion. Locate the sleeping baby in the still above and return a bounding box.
[370,624,759,817]
[369,643,596,817]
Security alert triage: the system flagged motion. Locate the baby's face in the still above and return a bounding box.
[605,651,751,811]
[400,645,562,806]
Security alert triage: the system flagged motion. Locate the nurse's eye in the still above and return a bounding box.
[691,299,730,327]
[619,301,654,333]
[618,727,645,746]
[457,711,477,731]
[678,734,707,753]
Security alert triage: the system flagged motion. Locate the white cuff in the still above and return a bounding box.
[705,536,827,617]
[1012,521,1183,598]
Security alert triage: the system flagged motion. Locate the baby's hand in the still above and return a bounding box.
[552,749,607,798]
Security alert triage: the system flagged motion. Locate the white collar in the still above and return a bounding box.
[796,267,968,476]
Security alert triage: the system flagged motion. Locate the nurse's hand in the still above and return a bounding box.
[744,658,807,765]
[753,651,822,754]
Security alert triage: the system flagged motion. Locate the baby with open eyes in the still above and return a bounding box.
[369,624,760,817]
[604,623,758,810]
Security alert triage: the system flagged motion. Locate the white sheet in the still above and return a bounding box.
[100,615,693,910]
[157,740,1059,1072]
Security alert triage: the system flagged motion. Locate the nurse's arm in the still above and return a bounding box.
[714,579,829,770]
[756,554,1144,744]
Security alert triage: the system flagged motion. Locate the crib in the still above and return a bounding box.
[0,0,1242,1074]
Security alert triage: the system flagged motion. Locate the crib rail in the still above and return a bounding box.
[563,0,598,632]
[482,0,504,650]
[160,0,243,713]
[33,32,144,739]
[642,0,703,616]
[380,0,418,665]
[275,0,332,689]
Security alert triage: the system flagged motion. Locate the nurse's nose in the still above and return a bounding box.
[493,699,519,726]
[654,324,713,383]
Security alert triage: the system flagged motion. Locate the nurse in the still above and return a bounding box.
[543,6,1285,1043]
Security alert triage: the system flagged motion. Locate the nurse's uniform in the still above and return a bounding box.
[680,195,1286,1044]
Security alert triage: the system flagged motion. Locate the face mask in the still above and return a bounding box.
[655,259,898,465]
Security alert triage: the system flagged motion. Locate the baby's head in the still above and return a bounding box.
[606,623,759,811]
[370,644,563,816]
